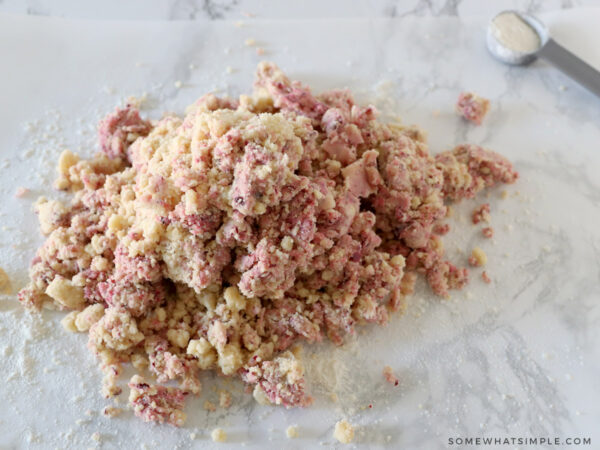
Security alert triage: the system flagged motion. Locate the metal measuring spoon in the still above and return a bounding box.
[487,10,600,98]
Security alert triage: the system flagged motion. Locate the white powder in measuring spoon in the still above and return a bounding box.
[491,12,541,53]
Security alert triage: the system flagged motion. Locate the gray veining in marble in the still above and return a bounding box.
[0,0,599,20]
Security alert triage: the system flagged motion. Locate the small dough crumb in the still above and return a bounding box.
[456,92,490,125]
[482,271,492,284]
[333,419,354,444]
[102,406,122,417]
[128,375,187,426]
[204,400,216,412]
[15,186,29,198]
[45,276,85,309]
[252,385,271,405]
[383,365,399,386]
[482,227,494,238]
[219,390,232,409]
[286,425,298,439]
[61,311,78,332]
[472,203,491,224]
[0,267,12,294]
[211,428,227,443]
[469,247,487,267]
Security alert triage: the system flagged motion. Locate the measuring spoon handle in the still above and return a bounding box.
[537,38,600,98]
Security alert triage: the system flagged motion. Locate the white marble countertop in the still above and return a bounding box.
[0,0,599,20]
[0,4,599,450]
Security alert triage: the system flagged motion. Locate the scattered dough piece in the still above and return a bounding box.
[472,203,491,224]
[45,276,85,309]
[456,92,490,125]
[219,390,232,409]
[286,425,298,439]
[128,375,187,426]
[469,247,488,267]
[383,365,399,386]
[482,271,492,284]
[0,267,12,294]
[54,149,80,190]
[61,311,78,332]
[333,419,355,444]
[102,406,122,417]
[167,328,190,348]
[75,304,105,331]
[482,227,494,238]
[15,187,29,198]
[211,428,227,443]
[252,385,271,405]
[204,400,216,412]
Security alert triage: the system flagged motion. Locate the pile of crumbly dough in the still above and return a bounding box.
[18,62,517,426]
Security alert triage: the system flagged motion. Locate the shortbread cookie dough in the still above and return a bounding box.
[18,62,517,426]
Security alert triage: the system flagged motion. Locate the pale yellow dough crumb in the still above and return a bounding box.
[61,311,78,332]
[45,276,85,309]
[75,304,105,331]
[54,149,80,190]
[469,247,488,267]
[286,425,298,438]
[219,390,232,409]
[333,419,355,444]
[252,385,271,405]
[211,428,227,443]
[0,267,12,295]
[102,406,122,417]
[204,400,216,412]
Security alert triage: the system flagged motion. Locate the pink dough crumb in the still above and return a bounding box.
[383,366,399,386]
[15,187,29,198]
[482,227,494,238]
[456,92,490,125]
[472,203,491,224]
